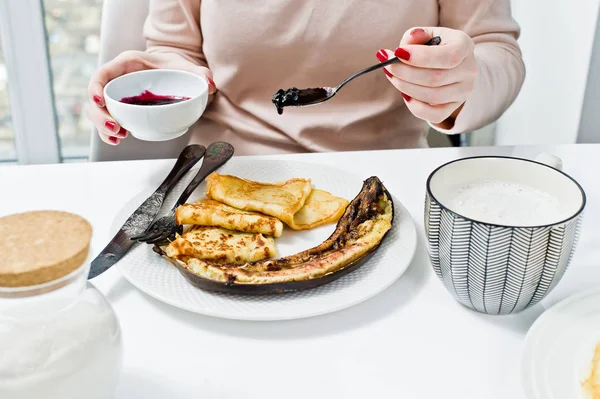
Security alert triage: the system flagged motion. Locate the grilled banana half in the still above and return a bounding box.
[154,176,394,294]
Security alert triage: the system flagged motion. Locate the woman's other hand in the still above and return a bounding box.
[376,27,478,129]
[86,51,217,145]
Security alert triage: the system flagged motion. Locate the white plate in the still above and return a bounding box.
[111,159,417,321]
[522,289,600,398]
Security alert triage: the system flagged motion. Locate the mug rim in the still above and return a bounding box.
[426,155,586,228]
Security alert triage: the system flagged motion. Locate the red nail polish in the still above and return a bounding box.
[109,136,119,144]
[104,121,117,131]
[402,93,412,102]
[116,127,127,138]
[376,49,388,63]
[394,47,411,61]
[384,69,393,78]
[207,77,216,88]
[410,28,426,37]
[93,95,102,105]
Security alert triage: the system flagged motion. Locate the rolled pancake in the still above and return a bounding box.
[165,226,276,264]
[205,173,312,228]
[175,199,283,237]
[289,189,349,230]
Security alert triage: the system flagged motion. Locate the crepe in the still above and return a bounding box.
[165,226,277,264]
[289,189,349,230]
[205,173,312,228]
[175,199,284,237]
[205,173,348,230]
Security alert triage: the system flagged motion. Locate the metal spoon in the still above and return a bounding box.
[272,36,441,114]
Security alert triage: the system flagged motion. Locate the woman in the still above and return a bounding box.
[87,0,524,155]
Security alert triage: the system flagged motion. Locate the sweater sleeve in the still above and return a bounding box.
[431,0,525,134]
[143,0,207,68]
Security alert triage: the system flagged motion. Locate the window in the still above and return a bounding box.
[0,0,60,164]
[44,0,103,160]
[0,38,16,163]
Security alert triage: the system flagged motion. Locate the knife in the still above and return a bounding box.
[88,144,207,279]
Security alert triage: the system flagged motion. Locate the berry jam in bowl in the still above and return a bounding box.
[104,69,209,142]
[120,90,190,106]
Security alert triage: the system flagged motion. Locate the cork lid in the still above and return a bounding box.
[0,211,92,288]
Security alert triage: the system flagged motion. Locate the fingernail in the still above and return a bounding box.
[93,95,102,105]
[394,47,411,61]
[410,28,426,37]
[376,49,388,63]
[402,93,412,102]
[207,77,216,89]
[383,69,393,78]
[116,127,127,138]
[104,120,117,132]
[109,136,119,144]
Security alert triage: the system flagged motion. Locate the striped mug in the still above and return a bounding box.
[425,154,585,315]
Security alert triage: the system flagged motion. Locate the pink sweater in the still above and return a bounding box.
[144,0,524,155]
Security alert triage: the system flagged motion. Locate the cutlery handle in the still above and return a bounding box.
[157,144,206,195]
[335,36,442,92]
[336,58,401,92]
[174,142,235,207]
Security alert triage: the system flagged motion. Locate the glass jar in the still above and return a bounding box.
[0,259,123,399]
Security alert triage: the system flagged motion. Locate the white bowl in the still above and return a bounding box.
[104,69,208,142]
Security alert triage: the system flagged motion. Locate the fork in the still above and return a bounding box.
[131,141,235,245]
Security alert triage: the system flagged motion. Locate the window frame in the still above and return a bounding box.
[0,0,60,164]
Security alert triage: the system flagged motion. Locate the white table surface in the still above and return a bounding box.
[2,144,600,398]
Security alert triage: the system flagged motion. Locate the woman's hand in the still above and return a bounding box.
[86,51,217,145]
[376,27,478,129]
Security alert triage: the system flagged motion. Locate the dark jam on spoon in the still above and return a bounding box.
[271,87,330,115]
[120,90,191,106]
